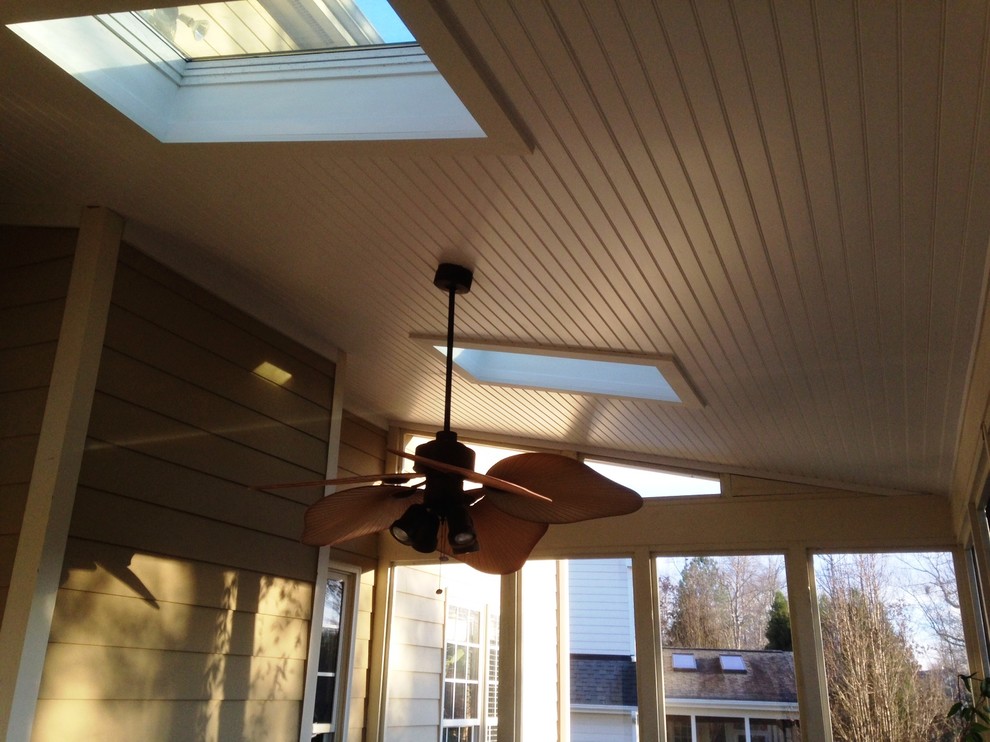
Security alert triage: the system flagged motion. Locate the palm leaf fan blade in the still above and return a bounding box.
[302,485,422,546]
[483,453,643,523]
[439,497,548,575]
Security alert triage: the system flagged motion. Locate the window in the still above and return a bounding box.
[443,605,485,741]
[8,0,498,144]
[417,337,702,405]
[386,563,500,741]
[813,551,966,741]
[584,458,720,498]
[657,554,800,737]
[134,0,415,61]
[719,654,746,672]
[306,563,359,742]
[696,716,745,742]
[671,653,697,670]
[666,715,693,742]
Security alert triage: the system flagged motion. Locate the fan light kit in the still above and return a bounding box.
[257,263,643,574]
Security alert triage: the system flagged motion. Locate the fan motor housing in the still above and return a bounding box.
[414,430,476,471]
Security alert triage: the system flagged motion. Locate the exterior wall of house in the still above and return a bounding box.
[570,709,636,742]
[26,242,336,740]
[0,226,76,628]
[568,559,633,655]
[385,564,446,742]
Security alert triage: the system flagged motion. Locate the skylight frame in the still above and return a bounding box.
[411,334,704,407]
[7,0,531,149]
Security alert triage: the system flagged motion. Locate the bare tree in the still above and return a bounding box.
[817,554,951,741]
[665,555,783,650]
[722,555,783,649]
[899,552,967,673]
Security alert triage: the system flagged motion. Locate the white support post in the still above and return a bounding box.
[300,353,347,742]
[631,548,663,742]
[498,569,523,742]
[785,547,832,741]
[0,207,122,742]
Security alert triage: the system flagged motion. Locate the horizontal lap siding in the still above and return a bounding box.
[0,226,75,629]
[35,244,335,742]
[387,565,445,740]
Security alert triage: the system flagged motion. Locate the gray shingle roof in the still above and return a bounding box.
[570,648,798,707]
[661,648,797,704]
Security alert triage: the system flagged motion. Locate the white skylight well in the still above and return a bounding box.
[8,0,491,143]
[412,336,703,406]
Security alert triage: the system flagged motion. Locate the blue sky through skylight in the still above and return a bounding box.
[443,347,681,402]
[355,0,414,42]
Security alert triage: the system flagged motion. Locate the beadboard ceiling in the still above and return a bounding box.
[3,0,990,497]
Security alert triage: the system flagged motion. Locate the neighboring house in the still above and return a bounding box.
[568,560,800,742]
[662,648,800,742]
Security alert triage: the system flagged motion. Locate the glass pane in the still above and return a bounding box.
[467,646,479,679]
[444,681,454,718]
[385,535,500,737]
[464,682,478,718]
[666,715,692,742]
[814,551,965,741]
[656,554,800,738]
[696,716,745,742]
[585,458,720,497]
[314,674,336,725]
[566,558,639,740]
[136,0,415,61]
[751,718,800,742]
[318,578,344,673]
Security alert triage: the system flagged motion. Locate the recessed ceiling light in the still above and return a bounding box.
[411,335,703,406]
[254,361,292,385]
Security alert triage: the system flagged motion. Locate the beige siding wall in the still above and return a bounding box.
[0,226,76,629]
[386,565,446,742]
[32,245,335,741]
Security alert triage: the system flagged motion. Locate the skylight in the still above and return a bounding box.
[719,655,746,672]
[7,0,496,143]
[414,337,702,406]
[671,653,697,670]
[136,1,415,61]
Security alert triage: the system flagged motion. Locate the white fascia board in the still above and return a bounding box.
[663,698,801,717]
[9,15,484,143]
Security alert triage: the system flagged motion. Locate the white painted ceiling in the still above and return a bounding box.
[3,0,990,497]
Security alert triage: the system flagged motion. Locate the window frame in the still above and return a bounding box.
[302,557,361,742]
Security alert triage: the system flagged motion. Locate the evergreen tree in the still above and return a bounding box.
[764,590,792,651]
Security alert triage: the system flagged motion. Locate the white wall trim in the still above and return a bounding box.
[0,206,122,742]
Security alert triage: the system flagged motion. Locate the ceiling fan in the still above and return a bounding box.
[260,263,643,574]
